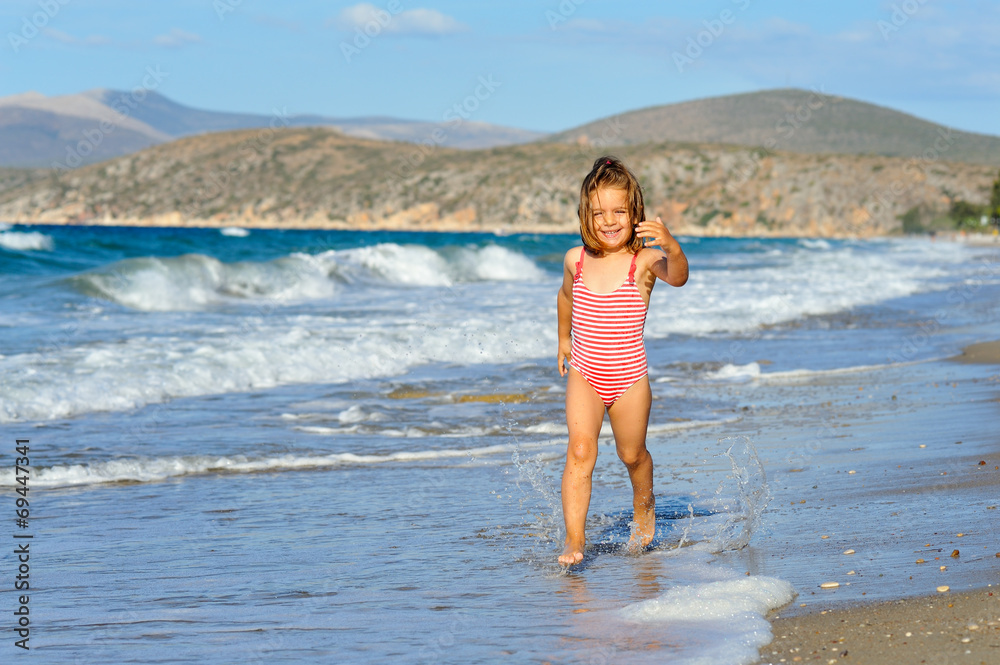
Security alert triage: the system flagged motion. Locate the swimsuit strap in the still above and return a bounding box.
[627,252,638,284]
[574,247,586,280]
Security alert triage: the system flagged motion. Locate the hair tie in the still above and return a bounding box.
[605,160,611,164]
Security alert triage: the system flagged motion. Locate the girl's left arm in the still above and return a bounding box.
[637,216,689,287]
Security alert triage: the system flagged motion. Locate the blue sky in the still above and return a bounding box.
[2,0,998,135]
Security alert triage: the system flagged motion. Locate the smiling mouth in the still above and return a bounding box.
[601,228,622,240]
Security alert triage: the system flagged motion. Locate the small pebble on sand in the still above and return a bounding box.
[843,549,855,555]
[820,581,840,589]
[937,585,950,593]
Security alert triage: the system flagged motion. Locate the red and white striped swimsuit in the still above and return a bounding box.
[569,247,649,407]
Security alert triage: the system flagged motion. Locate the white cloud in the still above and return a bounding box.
[335,3,467,37]
[42,28,111,47]
[834,28,876,44]
[563,18,606,32]
[252,15,305,33]
[153,29,202,49]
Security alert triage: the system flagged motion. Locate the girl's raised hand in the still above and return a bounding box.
[635,216,680,252]
[638,216,689,287]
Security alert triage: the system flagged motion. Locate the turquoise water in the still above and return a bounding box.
[1,224,998,663]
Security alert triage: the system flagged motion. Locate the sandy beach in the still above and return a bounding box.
[766,589,999,664]
[953,340,1000,365]
[760,340,1000,664]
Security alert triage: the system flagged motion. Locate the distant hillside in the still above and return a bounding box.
[0,89,545,167]
[0,127,994,237]
[0,167,48,196]
[79,89,544,149]
[550,89,1000,166]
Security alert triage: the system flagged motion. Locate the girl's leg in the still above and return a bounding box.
[607,377,655,552]
[560,367,605,566]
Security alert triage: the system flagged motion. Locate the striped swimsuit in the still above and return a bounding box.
[569,247,649,407]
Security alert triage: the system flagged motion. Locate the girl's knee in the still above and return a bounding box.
[618,447,650,469]
[566,436,598,464]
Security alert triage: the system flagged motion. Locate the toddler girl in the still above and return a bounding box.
[556,156,689,566]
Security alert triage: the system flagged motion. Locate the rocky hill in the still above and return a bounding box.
[0,90,545,167]
[0,167,50,197]
[550,89,1000,167]
[0,127,994,237]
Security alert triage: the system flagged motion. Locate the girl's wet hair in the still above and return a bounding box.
[578,155,645,254]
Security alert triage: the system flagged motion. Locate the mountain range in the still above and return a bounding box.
[1,125,994,238]
[3,88,1000,170]
[0,89,545,168]
[551,89,1000,166]
[1,87,998,237]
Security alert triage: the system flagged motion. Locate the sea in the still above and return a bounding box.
[1,224,998,664]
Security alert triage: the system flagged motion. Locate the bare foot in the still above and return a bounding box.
[559,538,585,566]
[626,504,655,553]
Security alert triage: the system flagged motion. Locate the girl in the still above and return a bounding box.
[556,156,689,566]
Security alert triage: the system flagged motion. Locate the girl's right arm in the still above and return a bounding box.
[557,248,576,377]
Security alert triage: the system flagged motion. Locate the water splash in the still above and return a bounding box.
[706,436,771,552]
[511,446,564,552]
[500,403,565,561]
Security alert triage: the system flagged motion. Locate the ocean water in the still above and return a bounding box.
[1,224,998,664]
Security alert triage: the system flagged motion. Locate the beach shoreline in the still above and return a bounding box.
[4,217,1000,242]
[764,588,999,664]
[952,340,1000,365]
[755,339,1000,663]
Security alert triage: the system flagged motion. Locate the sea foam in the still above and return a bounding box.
[646,239,959,336]
[69,243,546,311]
[0,231,54,251]
[0,440,561,489]
[620,551,795,665]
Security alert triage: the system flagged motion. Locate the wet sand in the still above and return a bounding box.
[755,338,1000,663]
[765,589,1000,664]
[953,340,1000,365]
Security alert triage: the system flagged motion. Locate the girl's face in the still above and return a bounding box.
[589,187,631,252]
